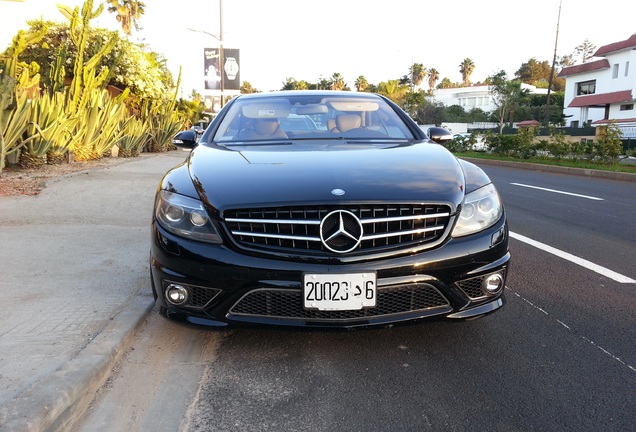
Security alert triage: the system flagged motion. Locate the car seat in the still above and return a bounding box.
[240,118,288,139]
[330,114,361,133]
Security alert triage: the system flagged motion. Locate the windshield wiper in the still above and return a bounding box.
[344,138,412,144]
[222,139,293,146]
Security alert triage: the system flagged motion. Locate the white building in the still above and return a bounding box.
[431,83,548,114]
[558,33,636,138]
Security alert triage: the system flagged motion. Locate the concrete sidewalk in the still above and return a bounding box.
[0,151,188,432]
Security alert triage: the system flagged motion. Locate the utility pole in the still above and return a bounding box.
[545,0,563,126]
[187,0,225,109]
[219,0,224,107]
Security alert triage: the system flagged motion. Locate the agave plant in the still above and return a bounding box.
[117,115,149,158]
[0,76,37,172]
[143,67,184,152]
[148,108,183,153]
[142,97,184,153]
[70,88,127,161]
[21,92,78,168]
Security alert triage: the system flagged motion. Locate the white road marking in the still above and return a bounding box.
[510,183,604,200]
[510,231,636,284]
[509,289,635,372]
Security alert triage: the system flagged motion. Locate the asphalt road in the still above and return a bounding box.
[72,164,636,432]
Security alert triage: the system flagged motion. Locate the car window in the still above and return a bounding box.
[213,94,415,143]
[279,114,322,132]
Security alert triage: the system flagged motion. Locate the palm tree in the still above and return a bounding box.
[281,77,296,90]
[240,81,259,94]
[427,68,439,93]
[295,80,309,90]
[459,58,475,86]
[313,77,331,90]
[355,75,369,92]
[107,0,145,37]
[438,77,453,89]
[330,72,346,90]
[410,63,427,90]
[281,78,309,90]
[376,80,409,104]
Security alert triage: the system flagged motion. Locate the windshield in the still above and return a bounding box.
[213,93,415,143]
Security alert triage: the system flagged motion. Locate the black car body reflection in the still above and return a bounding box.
[150,91,510,329]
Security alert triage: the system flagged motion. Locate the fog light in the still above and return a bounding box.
[483,274,504,294]
[165,284,189,305]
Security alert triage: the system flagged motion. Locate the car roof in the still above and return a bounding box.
[236,90,383,100]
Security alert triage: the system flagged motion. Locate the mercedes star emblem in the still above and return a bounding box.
[320,210,363,253]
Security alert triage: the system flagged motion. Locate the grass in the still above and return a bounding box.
[455,152,636,174]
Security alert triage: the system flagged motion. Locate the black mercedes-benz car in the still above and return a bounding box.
[150,90,510,329]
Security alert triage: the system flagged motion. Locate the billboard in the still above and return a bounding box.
[203,48,240,91]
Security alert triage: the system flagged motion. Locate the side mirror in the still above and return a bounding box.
[427,127,453,145]
[172,130,198,148]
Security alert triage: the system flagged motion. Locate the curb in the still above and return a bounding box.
[461,157,636,182]
[0,295,156,432]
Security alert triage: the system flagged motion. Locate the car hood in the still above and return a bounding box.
[183,141,468,213]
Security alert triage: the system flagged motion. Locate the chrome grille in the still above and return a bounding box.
[224,204,451,255]
[228,284,450,321]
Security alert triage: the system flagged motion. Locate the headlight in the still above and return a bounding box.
[155,191,222,244]
[452,183,503,237]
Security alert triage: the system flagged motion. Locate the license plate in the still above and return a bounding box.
[303,273,376,311]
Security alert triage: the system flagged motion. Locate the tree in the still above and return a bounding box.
[438,77,453,89]
[466,107,489,123]
[558,54,575,67]
[281,77,309,90]
[330,72,346,90]
[574,39,597,63]
[402,90,427,117]
[409,63,427,90]
[515,58,552,85]
[526,92,564,124]
[376,79,409,104]
[446,105,469,122]
[177,96,204,126]
[427,68,439,93]
[106,0,145,37]
[506,83,530,124]
[355,75,368,92]
[459,58,475,86]
[18,19,174,100]
[489,70,526,134]
[413,99,447,125]
[312,77,331,90]
[240,81,259,93]
[281,77,296,90]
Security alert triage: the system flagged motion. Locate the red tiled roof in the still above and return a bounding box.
[591,117,636,125]
[568,90,633,107]
[557,59,609,77]
[594,33,636,56]
[517,120,541,127]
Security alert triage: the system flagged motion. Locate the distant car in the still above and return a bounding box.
[425,126,454,144]
[189,125,205,142]
[452,133,487,151]
[155,91,509,329]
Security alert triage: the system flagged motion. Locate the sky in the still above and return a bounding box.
[1,0,635,97]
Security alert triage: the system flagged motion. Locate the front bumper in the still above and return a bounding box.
[150,217,510,329]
